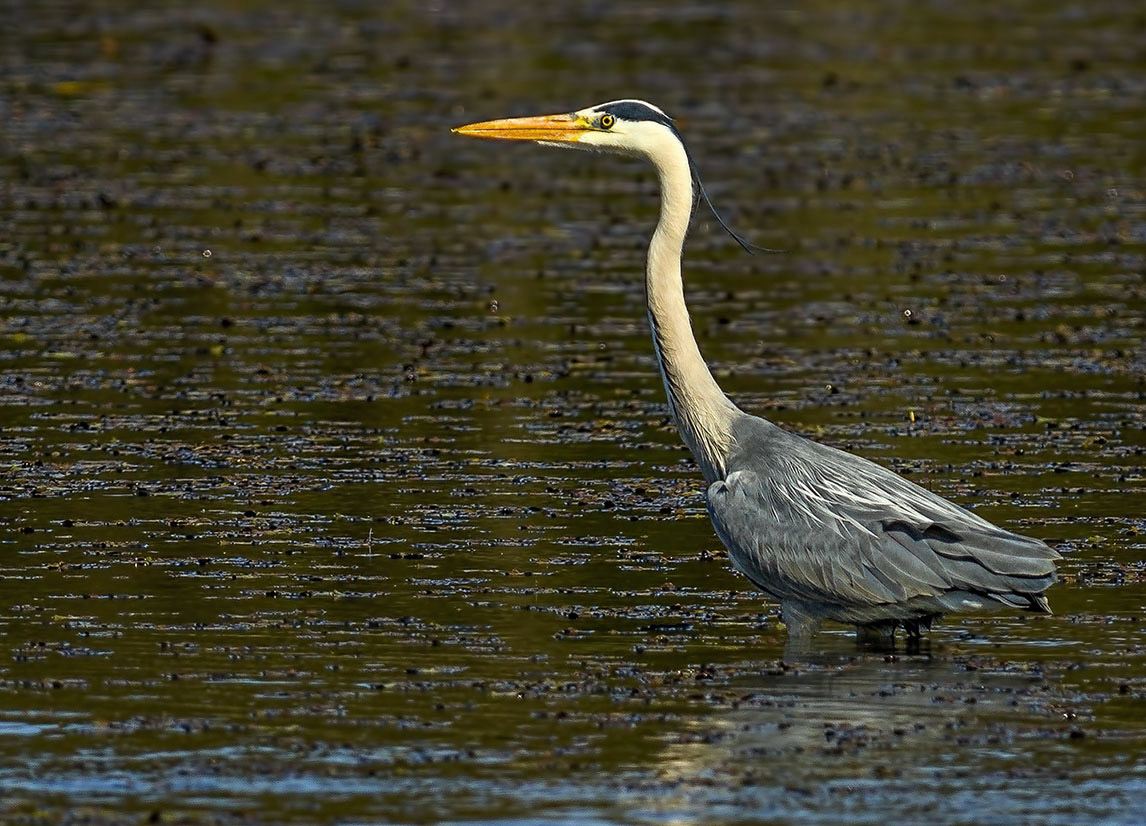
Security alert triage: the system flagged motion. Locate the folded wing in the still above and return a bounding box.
[706,418,1059,624]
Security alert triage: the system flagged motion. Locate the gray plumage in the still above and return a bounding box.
[708,416,1059,636]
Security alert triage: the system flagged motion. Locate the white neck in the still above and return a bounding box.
[644,134,739,483]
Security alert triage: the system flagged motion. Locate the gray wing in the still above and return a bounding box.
[706,417,1060,624]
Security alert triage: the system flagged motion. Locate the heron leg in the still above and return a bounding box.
[902,616,935,657]
[902,616,935,638]
[853,619,934,656]
[902,635,931,657]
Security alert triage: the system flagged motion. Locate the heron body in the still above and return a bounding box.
[454,100,1059,640]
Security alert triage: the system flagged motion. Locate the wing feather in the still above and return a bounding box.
[707,417,1059,624]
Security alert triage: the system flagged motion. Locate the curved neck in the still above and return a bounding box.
[645,137,738,483]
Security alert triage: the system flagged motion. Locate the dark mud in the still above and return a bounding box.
[2,1,1145,824]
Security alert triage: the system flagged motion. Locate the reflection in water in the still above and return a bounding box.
[639,655,1138,826]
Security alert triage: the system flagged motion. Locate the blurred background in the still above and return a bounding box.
[2,1,1144,824]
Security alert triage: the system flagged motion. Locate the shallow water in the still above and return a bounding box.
[2,1,1145,823]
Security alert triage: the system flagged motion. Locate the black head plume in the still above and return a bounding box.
[684,147,782,255]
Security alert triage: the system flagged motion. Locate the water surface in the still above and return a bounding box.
[2,1,1145,823]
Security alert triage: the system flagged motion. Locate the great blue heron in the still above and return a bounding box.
[453,99,1059,642]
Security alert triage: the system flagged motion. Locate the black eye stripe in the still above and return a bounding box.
[590,101,674,130]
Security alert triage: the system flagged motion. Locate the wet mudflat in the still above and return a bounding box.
[2,0,1145,823]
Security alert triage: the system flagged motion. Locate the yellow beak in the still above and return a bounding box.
[452,113,588,143]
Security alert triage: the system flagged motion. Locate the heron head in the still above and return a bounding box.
[453,99,774,254]
[452,99,681,159]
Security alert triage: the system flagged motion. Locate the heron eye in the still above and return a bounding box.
[600,114,615,129]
